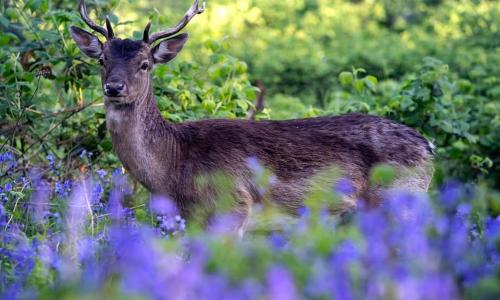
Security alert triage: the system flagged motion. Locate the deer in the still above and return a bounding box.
[70,0,434,231]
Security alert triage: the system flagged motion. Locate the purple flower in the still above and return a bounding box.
[30,180,51,223]
[334,178,355,195]
[93,183,103,203]
[246,156,264,175]
[96,169,107,180]
[46,154,56,170]
[439,181,462,209]
[269,232,288,250]
[4,182,12,192]
[150,195,178,216]
[55,179,72,198]
[267,265,297,300]
[156,214,186,237]
[208,213,242,235]
[0,151,14,163]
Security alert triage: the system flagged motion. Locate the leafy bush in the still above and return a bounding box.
[0,0,257,177]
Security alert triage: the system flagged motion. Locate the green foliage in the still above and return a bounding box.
[161,0,500,187]
[0,0,498,186]
[0,0,256,177]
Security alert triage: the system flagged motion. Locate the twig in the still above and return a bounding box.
[0,75,41,153]
[247,80,266,120]
[0,97,102,179]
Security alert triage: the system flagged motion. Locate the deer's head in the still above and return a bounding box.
[70,0,205,105]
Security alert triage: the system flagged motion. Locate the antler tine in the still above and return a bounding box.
[143,22,152,43]
[147,0,206,45]
[105,16,114,38]
[78,0,109,39]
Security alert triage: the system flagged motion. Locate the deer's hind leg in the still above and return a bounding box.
[389,162,434,193]
[364,162,434,206]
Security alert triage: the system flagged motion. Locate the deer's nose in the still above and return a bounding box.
[104,82,127,97]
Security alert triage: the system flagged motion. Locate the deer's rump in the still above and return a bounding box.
[176,113,434,214]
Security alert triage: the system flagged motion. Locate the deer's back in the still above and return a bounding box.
[177,113,433,174]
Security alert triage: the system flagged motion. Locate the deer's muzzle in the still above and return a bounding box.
[104,81,127,98]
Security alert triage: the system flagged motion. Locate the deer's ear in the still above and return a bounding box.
[152,33,188,64]
[70,26,103,59]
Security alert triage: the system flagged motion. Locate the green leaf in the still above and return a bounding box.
[339,71,354,86]
[370,164,396,186]
[354,80,365,93]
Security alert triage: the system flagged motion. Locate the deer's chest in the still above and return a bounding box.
[107,114,167,193]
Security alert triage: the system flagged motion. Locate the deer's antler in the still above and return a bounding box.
[143,0,205,44]
[78,0,113,39]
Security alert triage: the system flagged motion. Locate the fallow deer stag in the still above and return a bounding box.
[70,0,433,229]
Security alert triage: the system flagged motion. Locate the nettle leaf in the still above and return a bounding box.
[354,80,365,93]
[363,75,378,91]
[400,96,414,110]
[339,71,354,86]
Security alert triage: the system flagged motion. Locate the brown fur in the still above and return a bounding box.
[71,36,434,223]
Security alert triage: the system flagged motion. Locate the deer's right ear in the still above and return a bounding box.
[70,26,103,59]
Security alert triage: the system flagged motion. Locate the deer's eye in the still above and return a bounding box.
[98,58,104,66]
[140,61,149,70]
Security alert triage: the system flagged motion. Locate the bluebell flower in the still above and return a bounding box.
[0,151,14,163]
[269,232,288,250]
[93,183,103,203]
[30,180,50,223]
[440,181,462,209]
[334,178,355,195]
[96,169,107,180]
[297,206,310,217]
[46,154,55,170]
[150,196,177,216]
[4,182,13,192]
[112,168,122,177]
[267,265,297,300]
[55,181,64,197]
[55,179,72,197]
[246,156,264,176]
[19,176,30,188]
[79,149,87,158]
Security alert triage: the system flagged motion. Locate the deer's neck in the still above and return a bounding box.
[105,84,180,193]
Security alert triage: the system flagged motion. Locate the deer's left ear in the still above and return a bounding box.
[152,33,189,64]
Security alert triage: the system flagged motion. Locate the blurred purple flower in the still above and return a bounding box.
[267,265,297,300]
[269,232,288,250]
[246,156,264,175]
[0,151,13,163]
[108,225,170,299]
[439,181,462,209]
[208,213,242,235]
[4,182,12,192]
[93,183,103,203]
[334,178,355,195]
[30,179,51,223]
[150,195,178,216]
[46,154,55,170]
[96,169,107,180]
